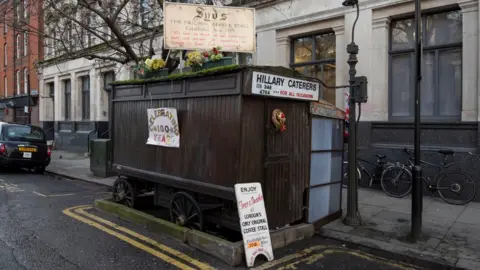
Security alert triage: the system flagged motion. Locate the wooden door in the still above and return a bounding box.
[263,99,308,229]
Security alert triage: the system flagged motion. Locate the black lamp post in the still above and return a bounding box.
[411,0,423,241]
[342,0,362,226]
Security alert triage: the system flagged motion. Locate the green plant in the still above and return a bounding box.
[185,46,225,69]
[134,57,166,77]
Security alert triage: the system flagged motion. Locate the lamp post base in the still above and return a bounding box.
[343,213,362,226]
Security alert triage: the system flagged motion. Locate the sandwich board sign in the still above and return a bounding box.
[234,183,274,267]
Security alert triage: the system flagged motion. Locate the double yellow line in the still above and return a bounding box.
[253,245,420,270]
[63,205,215,270]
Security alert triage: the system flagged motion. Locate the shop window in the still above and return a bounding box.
[390,10,462,121]
[290,32,336,104]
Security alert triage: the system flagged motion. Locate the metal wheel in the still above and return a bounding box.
[170,192,204,231]
[112,178,136,208]
[437,172,476,205]
[380,166,412,198]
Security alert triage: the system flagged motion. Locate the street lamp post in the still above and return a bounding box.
[411,0,423,241]
[342,0,362,226]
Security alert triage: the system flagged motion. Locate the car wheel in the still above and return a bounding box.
[34,166,46,174]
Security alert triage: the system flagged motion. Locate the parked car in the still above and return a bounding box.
[0,122,51,174]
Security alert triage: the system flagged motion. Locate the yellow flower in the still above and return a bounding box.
[145,58,153,69]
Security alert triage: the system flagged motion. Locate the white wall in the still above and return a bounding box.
[254,0,479,122]
[39,57,133,122]
[39,35,163,123]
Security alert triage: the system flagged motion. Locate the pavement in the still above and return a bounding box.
[46,150,116,187]
[321,188,480,269]
[0,168,423,269]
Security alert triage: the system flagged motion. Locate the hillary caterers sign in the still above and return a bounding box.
[252,71,320,101]
[234,183,274,267]
[147,108,180,148]
[163,2,255,53]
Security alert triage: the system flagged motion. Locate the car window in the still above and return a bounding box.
[3,125,45,142]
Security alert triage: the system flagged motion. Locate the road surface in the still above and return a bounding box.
[0,169,422,269]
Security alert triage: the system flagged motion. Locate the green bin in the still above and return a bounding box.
[90,139,115,177]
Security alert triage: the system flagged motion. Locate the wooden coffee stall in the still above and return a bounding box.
[108,65,344,232]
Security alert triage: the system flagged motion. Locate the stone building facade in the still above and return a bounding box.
[254,0,480,200]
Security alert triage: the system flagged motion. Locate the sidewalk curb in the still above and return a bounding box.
[45,170,114,189]
[94,199,315,267]
[318,228,465,270]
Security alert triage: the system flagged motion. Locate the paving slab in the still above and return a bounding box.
[46,150,116,187]
[325,188,480,269]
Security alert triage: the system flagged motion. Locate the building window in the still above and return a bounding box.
[3,76,7,97]
[3,44,6,66]
[103,71,115,89]
[390,10,462,121]
[16,1,20,20]
[290,32,336,104]
[23,69,28,94]
[81,76,90,120]
[23,32,28,56]
[16,34,20,59]
[23,0,28,19]
[47,82,54,97]
[139,0,153,27]
[16,70,21,95]
[64,79,71,120]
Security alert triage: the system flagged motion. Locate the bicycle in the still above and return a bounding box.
[380,148,476,205]
[343,155,393,188]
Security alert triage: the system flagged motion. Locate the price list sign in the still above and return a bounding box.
[234,183,274,267]
[163,2,256,53]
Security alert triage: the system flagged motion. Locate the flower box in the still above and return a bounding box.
[191,57,234,72]
[203,57,234,69]
[143,68,169,78]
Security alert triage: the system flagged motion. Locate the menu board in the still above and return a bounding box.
[234,183,274,267]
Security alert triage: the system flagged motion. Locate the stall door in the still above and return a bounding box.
[263,99,309,229]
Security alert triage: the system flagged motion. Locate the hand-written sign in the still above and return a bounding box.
[234,183,274,267]
[251,71,320,101]
[146,108,180,148]
[163,2,255,53]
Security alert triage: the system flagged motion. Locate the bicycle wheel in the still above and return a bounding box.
[342,162,361,188]
[437,172,476,205]
[380,166,412,198]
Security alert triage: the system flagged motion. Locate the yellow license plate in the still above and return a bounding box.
[18,147,37,152]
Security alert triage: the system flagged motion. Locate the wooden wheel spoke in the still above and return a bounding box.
[113,178,136,208]
[169,192,204,231]
[172,208,181,217]
[173,201,182,213]
[187,204,193,216]
[186,212,198,223]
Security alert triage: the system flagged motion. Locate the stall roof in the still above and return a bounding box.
[310,99,346,120]
[111,65,311,85]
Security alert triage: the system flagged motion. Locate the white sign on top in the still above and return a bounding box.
[234,183,274,267]
[251,71,320,101]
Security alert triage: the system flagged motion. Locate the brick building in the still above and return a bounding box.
[0,0,43,125]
